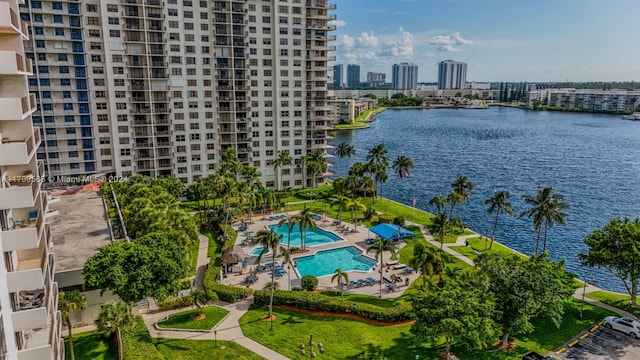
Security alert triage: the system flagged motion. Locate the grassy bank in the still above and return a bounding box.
[157,306,229,330]
[585,291,640,318]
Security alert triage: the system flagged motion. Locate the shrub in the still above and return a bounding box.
[208,283,252,303]
[157,295,193,311]
[301,275,318,291]
[121,317,165,360]
[253,290,413,323]
[364,207,376,220]
[378,214,393,224]
[179,279,193,290]
[393,217,405,227]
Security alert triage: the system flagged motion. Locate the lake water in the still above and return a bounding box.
[332,106,640,292]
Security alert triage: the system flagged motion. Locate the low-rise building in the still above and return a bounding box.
[526,89,640,112]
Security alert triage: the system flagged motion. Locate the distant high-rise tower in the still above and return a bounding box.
[366,72,386,87]
[333,64,343,88]
[391,63,418,90]
[346,64,360,88]
[438,60,467,89]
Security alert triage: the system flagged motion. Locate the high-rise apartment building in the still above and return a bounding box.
[437,60,467,89]
[366,71,385,87]
[19,0,336,189]
[333,63,342,88]
[1,0,63,358]
[346,64,359,88]
[391,63,418,90]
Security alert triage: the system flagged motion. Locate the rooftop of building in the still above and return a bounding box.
[48,186,111,272]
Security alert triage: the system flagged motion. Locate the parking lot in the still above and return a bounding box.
[552,322,640,359]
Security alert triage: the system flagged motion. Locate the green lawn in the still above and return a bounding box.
[240,302,611,360]
[585,291,640,318]
[450,237,526,263]
[153,339,264,360]
[64,331,116,360]
[186,240,200,277]
[157,306,229,331]
[201,229,221,258]
[334,122,368,129]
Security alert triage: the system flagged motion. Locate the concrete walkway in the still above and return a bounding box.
[194,233,210,290]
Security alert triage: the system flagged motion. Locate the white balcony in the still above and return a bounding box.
[0,2,27,38]
[0,94,37,121]
[0,181,38,209]
[0,128,39,166]
[6,246,49,293]
[0,212,43,251]
[0,51,32,76]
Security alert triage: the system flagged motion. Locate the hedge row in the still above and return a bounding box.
[122,316,165,360]
[156,295,193,311]
[378,214,393,224]
[253,290,413,323]
[207,282,253,303]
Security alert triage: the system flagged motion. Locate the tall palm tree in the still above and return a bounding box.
[366,144,389,202]
[297,208,316,251]
[307,149,327,200]
[331,268,349,298]
[251,228,283,329]
[335,142,355,174]
[432,212,449,249]
[360,176,375,204]
[484,191,514,250]
[449,175,474,220]
[520,186,569,255]
[59,290,87,360]
[367,238,396,298]
[273,150,292,190]
[297,155,309,188]
[346,198,367,231]
[280,247,293,290]
[389,154,414,200]
[260,188,277,219]
[429,193,449,217]
[330,195,350,225]
[96,300,135,360]
[219,177,238,240]
[278,214,299,255]
[409,244,445,290]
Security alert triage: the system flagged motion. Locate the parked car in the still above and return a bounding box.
[603,316,640,339]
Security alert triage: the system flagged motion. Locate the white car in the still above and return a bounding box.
[603,316,640,339]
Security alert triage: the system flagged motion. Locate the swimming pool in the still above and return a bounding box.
[268,224,342,247]
[248,247,271,256]
[295,246,377,278]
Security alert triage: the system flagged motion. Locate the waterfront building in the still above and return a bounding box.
[329,97,377,124]
[0,0,64,357]
[19,0,336,189]
[526,89,640,112]
[366,71,385,87]
[333,63,342,88]
[437,60,467,89]
[346,64,360,88]
[391,62,418,90]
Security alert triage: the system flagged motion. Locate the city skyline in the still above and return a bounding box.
[331,0,640,82]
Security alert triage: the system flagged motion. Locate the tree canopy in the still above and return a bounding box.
[580,217,640,307]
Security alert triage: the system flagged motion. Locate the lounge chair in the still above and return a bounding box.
[403,267,414,274]
[269,216,274,221]
[365,238,375,245]
[392,264,407,270]
[339,282,347,289]
[386,284,396,293]
[357,279,366,287]
[349,280,358,288]
[383,275,393,283]
[385,260,399,267]
[366,277,377,285]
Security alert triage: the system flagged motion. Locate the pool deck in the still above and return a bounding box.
[221,211,421,298]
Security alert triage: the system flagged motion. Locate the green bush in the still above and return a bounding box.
[378,214,393,224]
[301,275,318,291]
[157,296,193,311]
[122,317,165,360]
[253,290,413,323]
[364,207,376,220]
[207,283,252,303]
[179,279,193,290]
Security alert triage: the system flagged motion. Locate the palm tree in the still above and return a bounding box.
[346,198,367,231]
[279,214,299,255]
[389,155,414,200]
[96,300,135,360]
[330,195,350,225]
[280,247,293,290]
[449,175,474,220]
[59,290,87,360]
[297,208,317,251]
[331,268,349,298]
[335,142,355,174]
[409,244,445,289]
[307,149,327,200]
[432,212,449,249]
[273,150,292,190]
[366,144,389,202]
[484,191,514,250]
[190,289,208,317]
[251,228,283,329]
[429,193,449,217]
[367,238,396,298]
[520,186,569,255]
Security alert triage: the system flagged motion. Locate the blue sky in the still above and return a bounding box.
[331,0,640,82]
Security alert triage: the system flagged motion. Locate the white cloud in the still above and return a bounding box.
[422,51,433,58]
[328,19,346,28]
[379,27,414,57]
[339,34,355,50]
[356,32,378,48]
[428,32,473,52]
